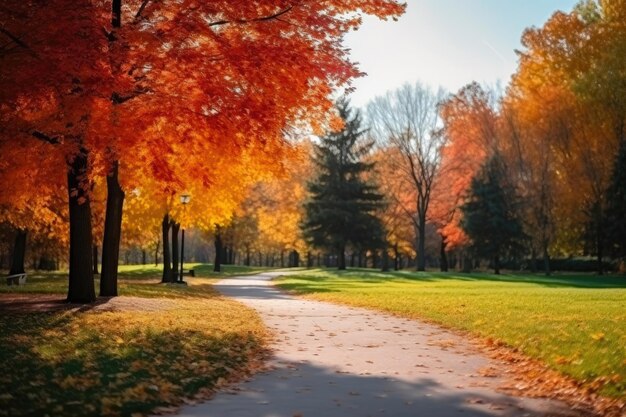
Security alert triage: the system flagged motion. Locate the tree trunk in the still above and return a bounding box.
[214,228,222,272]
[597,218,604,275]
[280,250,284,268]
[461,252,472,273]
[92,244,99,275]
[393,243,399,271]
[66,149,95,303]
[142,249,147,265]
[100,162,125,296]
[439,234,448,272]
[9,229,27,275]
[154,238,160,266]
[417,214,426,271]
[161,214,172,282]
[543,246,551,276]
[171,222,180,280]
[494,254,500,275]
[338,245,346,270]
[306,251,312,268]
[381,246,389,272]
[245,246,250,266]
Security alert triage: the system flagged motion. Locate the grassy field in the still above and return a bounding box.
[0,264,269,417]
[276,268,626,398]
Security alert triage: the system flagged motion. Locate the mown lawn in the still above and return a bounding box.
[276,269,626,399]
[0,264,270,417]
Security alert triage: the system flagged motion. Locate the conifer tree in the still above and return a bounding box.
[303,99,385,270]
[460,155,525,274]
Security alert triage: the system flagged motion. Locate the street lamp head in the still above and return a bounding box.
[180,194,191,205]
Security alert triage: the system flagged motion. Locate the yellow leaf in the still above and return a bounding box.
[590,332,605,341]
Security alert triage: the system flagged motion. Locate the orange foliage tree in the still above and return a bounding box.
[1,0,405,301]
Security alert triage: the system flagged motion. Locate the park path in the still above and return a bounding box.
[174,272,577,417]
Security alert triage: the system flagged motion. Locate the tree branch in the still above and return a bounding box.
[0,26,38,58]
[134,0,152,22]
[207,6,293,28]
[111,87,151,105]
[32,131,61,144]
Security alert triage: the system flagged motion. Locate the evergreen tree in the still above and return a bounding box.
[460,155,525,274]
[302,99,386,269]
[606,139,626,267]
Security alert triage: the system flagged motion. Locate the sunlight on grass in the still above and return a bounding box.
[276,269,626,399]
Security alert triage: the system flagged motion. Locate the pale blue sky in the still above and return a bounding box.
[344,0,578,107]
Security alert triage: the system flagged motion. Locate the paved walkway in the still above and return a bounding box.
[175,272,576,417]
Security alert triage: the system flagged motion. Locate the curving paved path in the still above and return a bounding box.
[174,272,577,417]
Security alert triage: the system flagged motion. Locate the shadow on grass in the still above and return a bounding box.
[281,267,626,290]
[0,311,262,417]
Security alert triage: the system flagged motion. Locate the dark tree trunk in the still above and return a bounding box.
[316,253,320,267]
[417,214,426,271]
[393,243,399,271]
[461,252,472,273]
[530,247,537,273]
[142,249,147,265]
[100,162,125,296]
[358,252,363,268]
[9,229,27,275]
[214,228,222,272]
[381,246,389,272]
[154,238,160,266]
[439,234,448,272]
[245,246,250,266]
[494,254,500,275]
[597,221,604,275]
[161,214,172,282]
[543,247,551,276]
[92,244,99,275]
[338,246,346,270]
[280,250,284,268]
[171,222,180,280]
[306,251,312,268]
[66,149,95,303]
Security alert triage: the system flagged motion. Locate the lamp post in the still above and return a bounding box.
[179,193,191,283]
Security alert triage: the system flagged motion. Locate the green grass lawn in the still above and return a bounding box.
[276,268,626,399]
[0,264,270,417]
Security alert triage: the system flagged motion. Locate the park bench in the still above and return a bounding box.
[6,273,27,286]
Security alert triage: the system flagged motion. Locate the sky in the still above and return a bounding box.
[344,0,579,108]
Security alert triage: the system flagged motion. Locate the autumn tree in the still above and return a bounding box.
[1,0,405,301]
[303,99,386,270]
[368,82,446,271]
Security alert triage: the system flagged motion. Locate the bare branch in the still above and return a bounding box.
[207,6,293,27]
[111,87,151,104]
[0,26,38,58]
[32,131,61,144]
[134,0,152,22]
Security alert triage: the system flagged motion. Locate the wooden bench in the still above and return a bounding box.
[6,273,27,286]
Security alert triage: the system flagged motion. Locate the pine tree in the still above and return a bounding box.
[606,139,626,268]
[460,155,525,274]
[303,99,385,270]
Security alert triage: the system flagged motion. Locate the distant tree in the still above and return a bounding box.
[303,99,386,270]
[461,155,525,274]
[606,140,626,267]
[367,82,446,271]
